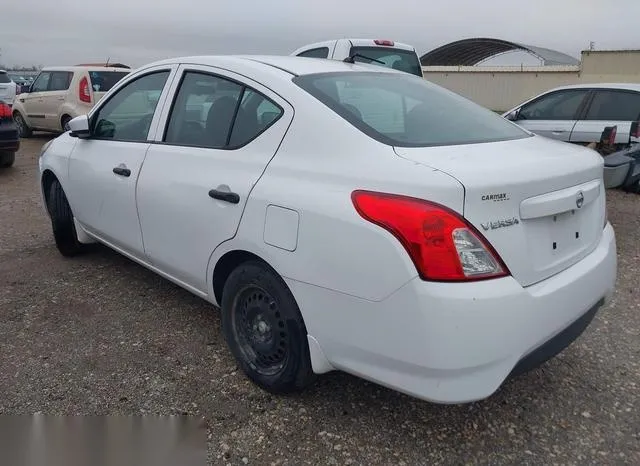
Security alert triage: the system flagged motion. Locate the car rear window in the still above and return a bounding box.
[349,46,422,77]
[293,71,530,147]
[88,71,129,92]
[0,72,10,83]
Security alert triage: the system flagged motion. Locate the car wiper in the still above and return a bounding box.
[343,54,385,65]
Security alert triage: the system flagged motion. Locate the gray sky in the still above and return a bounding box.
[2,0,639,68]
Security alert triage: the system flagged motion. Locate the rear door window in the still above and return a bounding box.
[584,89,640,121]
[164,71,283,149]
[348,46,422,76]
[49,71,73,91]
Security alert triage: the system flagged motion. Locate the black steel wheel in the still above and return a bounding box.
[221,261,315,393]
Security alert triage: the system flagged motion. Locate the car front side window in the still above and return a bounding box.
[519,90,589,120]
[31,72,51,93]
[91,71,170,142]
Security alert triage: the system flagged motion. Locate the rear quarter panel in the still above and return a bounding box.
[208,96,464,303]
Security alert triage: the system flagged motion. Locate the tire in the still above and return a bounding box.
[13,111,33,138]
[221,261,316,394]
[48,179,84,257]
[0,151,15,168]
[61,115,72,132]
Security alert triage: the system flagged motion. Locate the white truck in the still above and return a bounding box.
[291,39,423,77]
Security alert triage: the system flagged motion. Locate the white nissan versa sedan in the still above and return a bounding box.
[38,55,617,404]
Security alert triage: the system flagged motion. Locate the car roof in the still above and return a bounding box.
[546,82,640,92]
[41,66,131,72]
[144,55,402,77]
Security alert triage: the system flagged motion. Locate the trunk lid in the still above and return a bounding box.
[394,135,606,287]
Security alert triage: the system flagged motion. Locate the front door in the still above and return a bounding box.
[20,71,51,129]
[67,67,176,258]
[514,88,590,142]
[136,65,293,292]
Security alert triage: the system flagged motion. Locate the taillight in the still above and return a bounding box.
[79,76,91,103]
[374,39,395,46]
[0,102,12,119]
[351,190,510,282]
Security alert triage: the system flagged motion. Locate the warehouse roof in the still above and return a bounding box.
[420,38,580,66]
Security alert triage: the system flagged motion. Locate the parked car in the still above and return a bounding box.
[503,83,640,151]
[9,74,34,94]
[12,65,130,137]
[38,55,616,404]
[0,70,17,106]
[291,38,424,77]
[0,100,19,167]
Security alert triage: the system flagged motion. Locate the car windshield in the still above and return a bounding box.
[293,71,531,147]
[89,71,130,92]
[0,72,10,84]
[349,46,423,77]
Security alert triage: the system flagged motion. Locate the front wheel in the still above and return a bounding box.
[13,112,32,138]
[48,179,85,257]
[221,261,316,394]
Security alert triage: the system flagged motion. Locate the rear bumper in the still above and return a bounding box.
[291,223,617,404]
[0,121,20,152]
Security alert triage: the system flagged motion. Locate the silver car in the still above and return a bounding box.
[503,83,640,146]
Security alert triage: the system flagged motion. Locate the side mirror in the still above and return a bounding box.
[504,109,519,121]
[600,125,617,146]
[629,121,639,144]
[68,115,90,139]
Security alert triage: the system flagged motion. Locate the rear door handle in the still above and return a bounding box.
[208,189,240,204]
[552,129,566,133]
[113,166,131,177]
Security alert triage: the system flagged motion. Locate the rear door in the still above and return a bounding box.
[136,65,293,292]
[41,71,73,130]
[570,89,640,144]
[513,88,590,142]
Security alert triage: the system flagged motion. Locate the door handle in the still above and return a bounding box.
[113,166,131,177]
[552,129,566,133]
[208,189,240,204]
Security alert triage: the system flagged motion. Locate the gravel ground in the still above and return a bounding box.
[1,137,639,465]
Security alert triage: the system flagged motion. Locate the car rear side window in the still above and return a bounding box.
[584,90,640,121]
[49,71,73,91]
[349,46,422,77]
[297,47,330,59]
[0,72,10,83]
[294,71,529,147]
[89,71,130,92]
[164,71,283,149]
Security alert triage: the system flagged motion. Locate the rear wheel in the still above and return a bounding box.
[0,151,15,168]
[48,179,84,257]
[221,261,315,394]
[13,112,32,138]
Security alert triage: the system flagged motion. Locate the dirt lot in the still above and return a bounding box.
[1,137,639,465]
